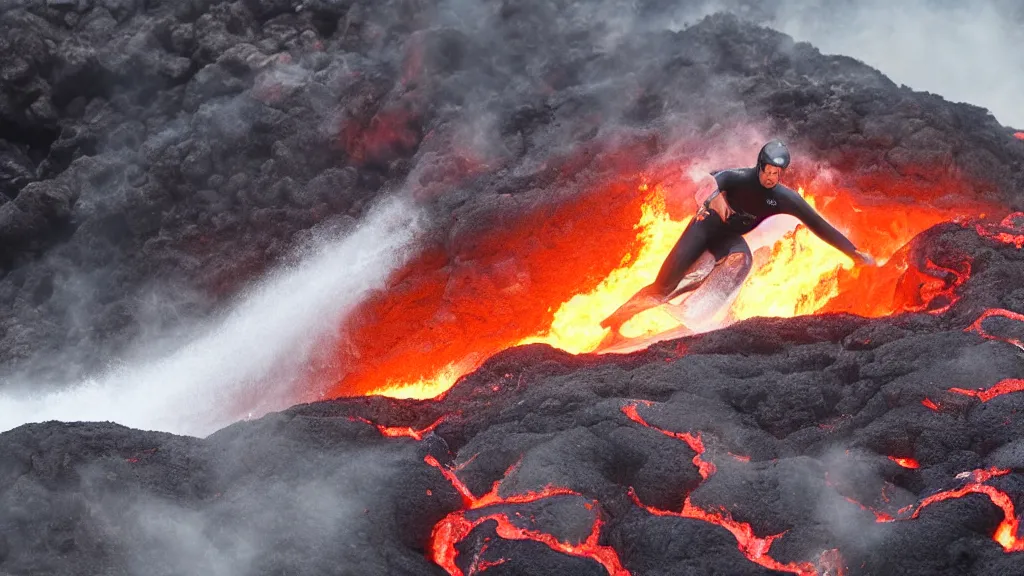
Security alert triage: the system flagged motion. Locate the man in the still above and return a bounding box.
[599,140,875,340]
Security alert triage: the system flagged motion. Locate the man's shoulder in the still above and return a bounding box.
[772,184,803,200]
[711,167,754,189]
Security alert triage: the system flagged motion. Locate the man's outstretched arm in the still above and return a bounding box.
[777,188,875,265]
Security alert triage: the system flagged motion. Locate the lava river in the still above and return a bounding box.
[316,145,1000,400]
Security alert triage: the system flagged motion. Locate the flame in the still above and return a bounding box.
[519,175,991,354]
[518,187,691,351]
[321,148,998,400]
[424,455,630,576]
[367,362,469,400]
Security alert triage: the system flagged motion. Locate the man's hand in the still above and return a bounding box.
[853,250,876,266]
[707,191,733,221]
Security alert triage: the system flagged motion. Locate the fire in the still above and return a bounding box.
[367,362,468,400]
[424,455,630,576]
[518,187,691,350]
[323,143,999,400]
[519,174,992,353]
[622,401,841,575]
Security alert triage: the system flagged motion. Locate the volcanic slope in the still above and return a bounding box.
[1,0,1022,387]
[3,216,1024,575]
[3,2,1024,576]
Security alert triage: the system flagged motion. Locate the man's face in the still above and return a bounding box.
[759,164,782,188]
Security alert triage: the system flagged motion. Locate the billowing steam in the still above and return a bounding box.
[0,196,423,436]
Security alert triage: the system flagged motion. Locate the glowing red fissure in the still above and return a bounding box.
[914,257,972,315]
[965,308,1024,352]
[424,455,630,576]
[896,468,1022,552]
[349,414,448,440]
[621,402,826,576]
[888,456,920,469]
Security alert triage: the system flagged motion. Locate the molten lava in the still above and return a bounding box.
[965,308,1024,352]
[897,468,1022,553]
[350,414,448,440]
[323,142,999,400]
[1015,132,1024,140]
[424,455,630,576]
[950,379,1024,402]
[976,212,1024,249]
[888,456,920,469]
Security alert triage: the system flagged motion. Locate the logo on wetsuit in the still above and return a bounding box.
[766,198,778,206]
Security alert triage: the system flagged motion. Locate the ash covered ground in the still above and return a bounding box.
[1,0,1023,574]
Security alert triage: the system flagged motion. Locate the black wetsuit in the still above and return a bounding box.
[651,167,858,297]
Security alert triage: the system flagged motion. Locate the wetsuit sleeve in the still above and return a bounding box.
[776,188,858,256]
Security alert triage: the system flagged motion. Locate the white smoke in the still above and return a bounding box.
[0,195,424,437]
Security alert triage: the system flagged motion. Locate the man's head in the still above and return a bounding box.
[756,140,790,188]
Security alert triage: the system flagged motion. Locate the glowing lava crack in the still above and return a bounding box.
[621,402,837,576]
[425,455,629,576]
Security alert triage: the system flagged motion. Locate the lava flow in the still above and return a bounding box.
[424,455,630,576]
[888,456,920,469]
[319,141,999,400]
[976,212,1024,249]
[621,401,831,576]
[842,467,1024,553]
[349,414,448,440]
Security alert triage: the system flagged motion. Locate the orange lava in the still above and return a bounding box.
[322,139,999,399]
[950,379,1024,402]
[965,308,1024,351]
[622,401,832,575]
[921,398,941,411]
[349,414,447,440]
[976,212,1024,249]
[888,456,920,469]
[898,468,1022,552]
[424,455,630,576]
[836,466,1021,553]
[1015,132,1024,140]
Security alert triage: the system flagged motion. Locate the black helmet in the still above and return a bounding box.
[757,140,791,171]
